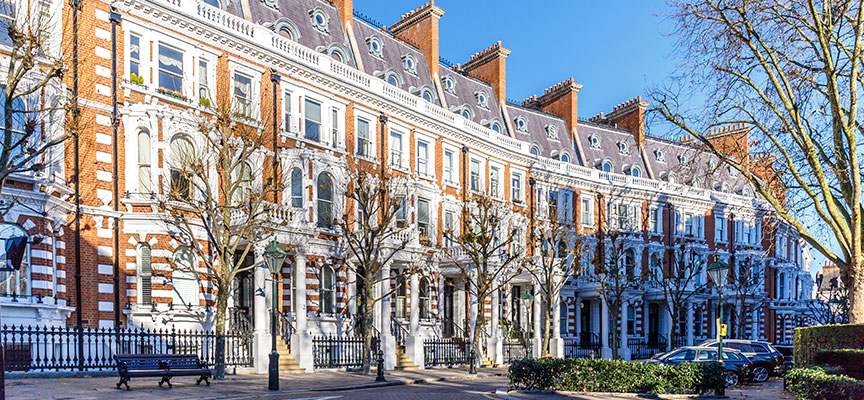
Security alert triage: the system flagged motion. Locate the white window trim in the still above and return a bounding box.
[415,132,436,180]
[468,157,485,194]
[510,168,526,205]
[580,192,595,228]
[228,60,264,121]
[388,124,409,172]
[442,142,460,189]
[488,161,505,200]
[354,108,377,161]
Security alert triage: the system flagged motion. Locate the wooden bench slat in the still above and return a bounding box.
[114,353,212,390]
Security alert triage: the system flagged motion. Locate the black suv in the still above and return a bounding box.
[647,346,753,387]
[773,345,794,373]
[698,339,784,382]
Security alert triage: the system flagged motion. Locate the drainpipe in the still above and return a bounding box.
[110,10,122,331]
[271,71,280,204]
[71,0,84,372]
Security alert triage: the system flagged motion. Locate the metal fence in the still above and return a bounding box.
[423,337,469,367]
[563,337,599,359]
[1,324,253,372]
[312,335,378,370]
[628,336,668,360]
[503,340,531,363]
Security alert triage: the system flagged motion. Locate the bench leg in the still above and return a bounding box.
[196,375,210,386]
[158,376,170,388]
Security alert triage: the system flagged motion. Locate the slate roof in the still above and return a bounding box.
[352,18,440,106]
[505,104,574,159]
[227,0,356,68]
[438,66,503,128]
[643,136,750,194]
[576,121,648,176]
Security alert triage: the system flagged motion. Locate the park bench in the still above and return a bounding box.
[114,354,211,390]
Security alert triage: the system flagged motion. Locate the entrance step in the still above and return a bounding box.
[395,348,418,371]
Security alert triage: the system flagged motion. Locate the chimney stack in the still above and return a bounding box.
[461,41,511,103]
[389,1,445,79]
[605,96,649,148]
[331,0,353,30]
[522,78,582,142]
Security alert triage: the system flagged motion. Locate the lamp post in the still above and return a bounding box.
[707,260,730,394]
[263,240,288,391]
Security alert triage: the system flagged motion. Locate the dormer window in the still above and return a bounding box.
[561,152,570,163]
[419,87,435,102]
[461,109,471,119]
[442,75,455,94]
[402,54,417,74]
[545,124,559,140]
[383,70,402,88]
[530,143,542,156]
[475,91,489,109]
[515,116,528,133]
[678,154,687,163]
[366,36,383,58]
[589,135,601,149]
[655,149,665,162]
[453,104,474,120]
[309,8,329,33]
[601,160,614,173]
[631,166,641,177]
[617,141,629,155]
[490,122,502,133]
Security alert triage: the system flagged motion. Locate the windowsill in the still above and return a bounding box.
[444,180,460,189]
[417,172,436,181]
[513,200,524,207]
[355,154,378,164]
[580,223,594,229]
[389,165,410,174]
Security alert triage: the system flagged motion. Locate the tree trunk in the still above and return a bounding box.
[848,265,864,324]
[609,305,619,360]
[471,290,486,368]
[542,296,552,358]
[361,276,374,374]
[214,288,229,380]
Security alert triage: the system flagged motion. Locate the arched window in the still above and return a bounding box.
[530,144,542,157]
[319,264,335,314]
[137,243,152,304]
[631,166,641,177]
[419,277,430,319]
[386,72,400,88]
[421,90,433,103]
[290,168,303,208]
[137,129,151,193]
[273,18,301,41]
[279,28,294,40]
[490,122,501,133]
[169,135,194,200]
[171,246,199,306]
[602,160,613,173]
[317,173,334,227]
[461,108,471,120]
[560,152,570,163]
[0,224,29,297]
[330,51,342,63]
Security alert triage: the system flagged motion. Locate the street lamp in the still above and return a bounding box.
[263,240,289,391]
[707,260,730,393]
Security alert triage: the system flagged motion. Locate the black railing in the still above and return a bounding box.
[503,340,531,363]
[563,337,600,359]
[229,307,253,333]
[312,335,378,370]
[280,312,294,347]
[1,324,253,372]
[391,316,408,350]
[423,337,469,367]
[628,336,668,360]
[671,334,687,350]
[441,316,467,339]
[580,331,600,347]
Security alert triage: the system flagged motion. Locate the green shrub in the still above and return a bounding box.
[794,324,864,367]
[785,367,864,400]
[814,349,864,379]
[509,358,724,395]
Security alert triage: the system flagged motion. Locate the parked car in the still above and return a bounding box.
[698,339,785,382]
[773,345,794,373]
[647,346,753,387]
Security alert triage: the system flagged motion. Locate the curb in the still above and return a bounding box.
[310,371,501,391]
[503,389,728,399]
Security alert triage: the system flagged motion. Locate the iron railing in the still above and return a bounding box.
[1,324,253,372]
[563,337,599,359]
[280,312,294,347]
[229,307,253,333]
[312,335,379,370]
[628,335,668,360]
[391,316,408,350]
[423,337,469,367]
[671,334,687,350]
[441,316,467,339]
[503,340,531,363]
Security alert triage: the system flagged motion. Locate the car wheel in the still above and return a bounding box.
[752,366,769,383]
[725,371,740,387]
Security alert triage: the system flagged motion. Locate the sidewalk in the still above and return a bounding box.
[6,367,507,400]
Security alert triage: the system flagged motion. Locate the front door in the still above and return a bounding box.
[443,278,454,337]
[648,303,660,345]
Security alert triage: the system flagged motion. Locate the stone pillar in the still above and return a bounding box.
[618,302,630,360]
[574,296,582,341]
[600,298,611,359]
[468,285,480,367]
[290,251,312,372]
[487,287,503,365]
[662,306,673,350]
[751,308,759,341]
[347,267,357,316]
[532,285,542,357]
[253,252,268,373]
[405,273,424,368]
[686,302,695,346]
[379,264,396,369]
[550,294,564,358]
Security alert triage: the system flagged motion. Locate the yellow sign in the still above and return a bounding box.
[720,324,728,337]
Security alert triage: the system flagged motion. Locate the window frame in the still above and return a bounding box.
[316,172,334,228]
[304,98,323,142]
[137,243,152,304]
[580,194,594,228]
[319,264,336,315]
[511,172,523,204]
[290,168,303,208]
[157,43,185,95]
[389,129,405,169]
[417,197,431,238]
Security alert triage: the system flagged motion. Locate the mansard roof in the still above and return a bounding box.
[438,65,503,127]
[642,136,750,194]
[576,121,648,176]
[352,18,440,106]
[233,0,356,68]
[504,103,574,159]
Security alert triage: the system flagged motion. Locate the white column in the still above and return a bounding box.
[253,253,268,373]
[662,306,673,350]
[379,264,395,369]
[686,302,695,346]
[347,267,357,316]
[618,302,630,360]
[290,251,312,372]
[468,286,479,364]
[751,308,759,340]
[405,273,424,368]
[600,298,611,359]
[574,296,582,341]
[532,285,542,357]
[550,294,564,358]
[488,287,503,365]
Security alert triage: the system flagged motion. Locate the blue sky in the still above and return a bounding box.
[354,0,676,118]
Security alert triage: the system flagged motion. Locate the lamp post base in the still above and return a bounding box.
[268,351,279,391]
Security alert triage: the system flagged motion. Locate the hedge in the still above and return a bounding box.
[794,324,864,367]
[508,358,725,395]
[785,367,864,400]
[813,349,864,379]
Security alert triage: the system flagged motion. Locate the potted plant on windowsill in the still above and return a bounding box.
[157,87,187,101]
[199,97,211,107]
[127,73,145,86]
[419,234,431,246]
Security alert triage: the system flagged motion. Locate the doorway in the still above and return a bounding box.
[648,303,660,345]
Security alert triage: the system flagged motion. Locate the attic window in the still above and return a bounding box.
[545,124,559,141]
[420,87,434,102]
[589,135,601,149]
[402,54,417,74]
[631,166,641,177]
[309,8,329,33]
[561,152,570,163]
[260,0,278,10]
[617,141,629,155]
[366,36,383,57]
[678,154,687,163]
[530,144,542,156]
[476,91,489,109]
[461,108,472,119]
[601,160,613,173]
[655,149,665,162]
[515,116,528,133]
[442,75,455,94]
[491,122,502,133]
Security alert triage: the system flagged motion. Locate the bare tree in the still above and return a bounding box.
[588,232,643,359]
[650,244,708,350]
[159,103,285,380]
[444,194,522,367]
[338,166,410,373]
[1,0,71,210]
[810,271,849,325]
[525,209,586,357]
[726,257,765,339]
[652,0,864,322]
